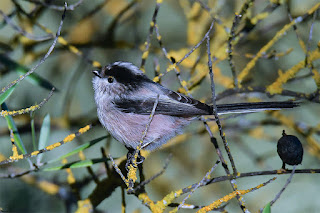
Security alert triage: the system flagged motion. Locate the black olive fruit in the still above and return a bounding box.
[277,130,303,169]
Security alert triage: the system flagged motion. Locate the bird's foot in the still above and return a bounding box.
[126,149,145,171]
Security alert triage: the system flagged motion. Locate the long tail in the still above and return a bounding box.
[215,101,299,115]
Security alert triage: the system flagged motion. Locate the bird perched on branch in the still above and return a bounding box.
[92,61,298,151]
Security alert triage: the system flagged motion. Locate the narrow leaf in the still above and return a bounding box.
[37,114,51,163]
[262,202,271,213]
[44,158,109,171]
[30,112,37,151]
[47,135,108,164]
[0,54,56,91]
[0,84,16,105]
[1,102,27,154]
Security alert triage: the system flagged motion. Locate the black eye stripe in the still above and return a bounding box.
[101,65,153,86]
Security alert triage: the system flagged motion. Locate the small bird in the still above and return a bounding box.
[92,61,298,151]
[277,130,303,169]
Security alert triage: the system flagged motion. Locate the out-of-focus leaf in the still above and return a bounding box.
[30,112,36,151]
[1,102,27,154]
[0,84,16,105]
[37,114,51,163]
[0,54,56,91]
[262,202,271,213]
[47,135,108,164]
[43,158,109,171]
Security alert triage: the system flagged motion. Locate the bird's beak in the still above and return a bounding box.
[92,70,101,78]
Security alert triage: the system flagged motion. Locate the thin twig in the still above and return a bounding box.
[177,160,220,210]
[215,86,317,103]
[127,95,160,192]
[140,95,160,149]
[22,0,84,11]
[0,3,67,95]
[0,87,55,117]
[258,166,297,212]
[270,166,296,206]
[0,10,54,41]
[100,147,111,177]
[180,167,319,194]
[228,0,255,89]
[207,35,247,212]
[140,0,162,70]
[0,124,91,166]
[108,154,127,185]
[304,8,318,72]
[133,154,172,193]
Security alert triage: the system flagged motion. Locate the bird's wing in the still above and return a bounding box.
[114,84,212,116]
[114,83,298,116]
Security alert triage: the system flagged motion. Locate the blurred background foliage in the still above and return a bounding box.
[0,0,320,212]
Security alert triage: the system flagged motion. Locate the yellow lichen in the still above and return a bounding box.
[79,125,91,134]
[153,76,160,82]
[250,12,269,25]
[67,168,76,184]
[197,186,263,213]
[0,154,6,161]
[1,104,41,117]
[138,193,158,212]
[30,150,40,156]
[249,127,265,139]
[79,150,86,160]
[9,154,23,161]
[57,37,68,45]
[156,189,183,212]
[92,61,101,68]
[46,142,62,151]
[127,164,138,183]
[61,158,76,184]
[69,45,79,54]
[312,69,320,88]
[75,199,93,213]
[11,144,19,158]
[38,181,60,195]
[63,134,76,143]
[166,64,177,73]
[181,80,187,87]
[239,19,298,84]
[141,51,149,60]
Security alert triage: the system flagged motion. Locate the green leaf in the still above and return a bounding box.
[36,114,51,163]
[1,102,27,154]
[47,135,108,164]
[30,112,37,151]
[0,84,16,105]
[43,158,110,171]
[262,202,271,213]
[0,54,56,91]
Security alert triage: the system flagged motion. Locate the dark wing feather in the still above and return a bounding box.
[165,89,212,115]
[114,94,212,116]
[113,80,298,116]
[113,81,212,116]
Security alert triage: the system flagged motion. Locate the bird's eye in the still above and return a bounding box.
[107,76,114,83]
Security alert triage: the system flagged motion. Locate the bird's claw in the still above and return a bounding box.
[126,149,145,171]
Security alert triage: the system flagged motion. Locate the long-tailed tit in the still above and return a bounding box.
[92,61,298,151]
